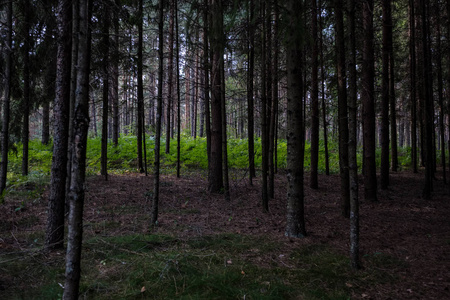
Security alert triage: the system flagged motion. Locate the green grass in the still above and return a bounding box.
[0,233,400,299]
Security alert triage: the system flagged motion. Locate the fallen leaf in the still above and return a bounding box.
[141,286,146,293]
[345,282,353,288]
[241,270,245,275]
[227,259,232,264]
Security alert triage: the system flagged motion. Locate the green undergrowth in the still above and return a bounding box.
[0,232,399,299]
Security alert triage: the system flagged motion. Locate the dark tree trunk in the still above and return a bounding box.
[203,0,211,178]
[166,0,174,154]
[21,0,31,176]
[310,0,319,190]
[421,0,433,199]
[319,0,330,176]
[208,0,224,193]
[410,0,418,173]
[335,0,350,217]
[285,0,306,238]
[380,0,391,189]
[176,0,181,178]
[247,0,256,184]
[112,0,120,146]
[388,0,398,173]
[362,0,378,202]
[45,0,72,250]
[137,0,144,172]
[270,0,279,193]
[260,0,269,211]
[221,58,230,201]
[435,4,445,183]
[347,0,360,270]
[151,0,164,226]
[101,4,110,180]
[0,0,12,196]
[63,0,91,296]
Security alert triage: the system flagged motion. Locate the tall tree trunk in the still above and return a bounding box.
[260,0,269,211]
[285,0,306,238]
[347,0,360,269]
[410,0,418,173]
[101,4,110,180]
[421,0,433,199]
[204,0,212,183]
[247,0,256,184]
[362,0,377,202]
[176,0,181,178]
[319,0,330,176]
[45,0,72,250]
[380,0,391,189]
[435,3,445,183]
[21,0,31,176]
[0,0,12,196]
[310,0,319,189]
[335,0,350,217]
[63,0,91,296]
[112,0,120,146]
[266,0,275,200]
[208,0,224,193]
[270,0,279,189]
[388,0,398,173]
[166,0,174,154]
[221,57,230,201]
[137,0,144,172]
[151,0,164,226]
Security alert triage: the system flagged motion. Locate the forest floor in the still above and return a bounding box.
[0,168,449,299]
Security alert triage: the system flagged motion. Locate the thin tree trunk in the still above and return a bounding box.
[204,0,212,181]
[112,0,120,146]
[270,0,279,190]
[389,1,398,173]
[45,0,72,250]
[347,0,360,269]
[410,0,418,173]
[0,0,12,196]
[247,0,256,184]
[221,57,230,201]
[137,0,144,172]
[362,0,378,202]
[285,0,306,238]
[21,0,31,176]
[176,0,181,178]
[310,0,319,189]
[260,0,269,211]
[101,5,110,180]
[63,0,91,296]
[319,0,330,176]
[380,0,391,189]
[335,0,350,217]
[421,0,433,199]
[152,0,164,226]
[436,3,445,183]
[166,0,174,154]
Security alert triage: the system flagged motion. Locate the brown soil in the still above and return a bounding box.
[1,169,449,299]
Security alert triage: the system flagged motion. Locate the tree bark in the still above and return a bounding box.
[137,0,144,172]
[21,0,31,176]
[335,0,350,217]
[176,0,181,178]
[208,0,224,193]
[362,0,377,202]
[310,0,319,190]
[63,0,91,296]
[166,0,175,154]
[435,3,445,183]
[380,0,391,189]
[285,0,306,238]
[409,0,418,173]
[45,0,72,250]
[347,0,360,269]
[203,0,212,182]
[112,0,120,146]
[247,0,256,184]
[101,4,110,180]
[151,0,164,226]
[0,0,12,196]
